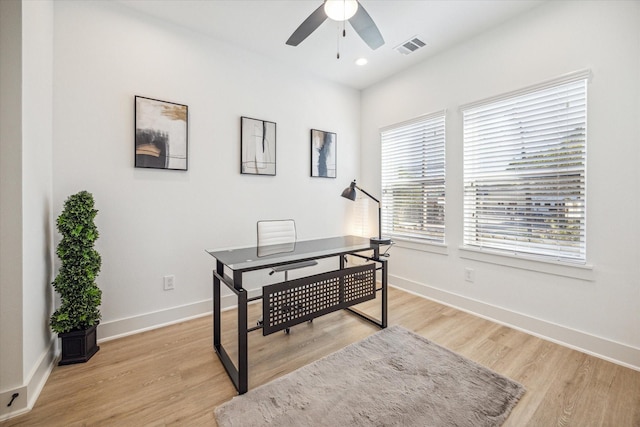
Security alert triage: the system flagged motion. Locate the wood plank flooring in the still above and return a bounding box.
[2,287,639,426]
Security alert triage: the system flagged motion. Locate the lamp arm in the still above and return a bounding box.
[354,185,380,205]
[355,185,384,240]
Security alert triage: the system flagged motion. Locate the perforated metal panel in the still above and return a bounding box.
[262,263,377,335]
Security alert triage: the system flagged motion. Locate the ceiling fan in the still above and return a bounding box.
[286,0,385,51]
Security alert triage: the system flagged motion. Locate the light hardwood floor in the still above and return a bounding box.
[3,286,639,426]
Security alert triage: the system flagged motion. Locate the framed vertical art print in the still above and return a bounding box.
[310,129,336,178]
[135,96,188,171]
[241,116,276,175]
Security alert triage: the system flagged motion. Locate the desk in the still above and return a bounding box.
[207,235,388,394]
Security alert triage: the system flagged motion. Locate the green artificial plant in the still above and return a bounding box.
[50,191,102,334]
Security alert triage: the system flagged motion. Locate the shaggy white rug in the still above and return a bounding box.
[215,325,525,427]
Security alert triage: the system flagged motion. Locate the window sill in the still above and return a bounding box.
[391,237,449,255]
[459,246,594,281]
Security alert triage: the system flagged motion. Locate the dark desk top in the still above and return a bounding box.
[206,235,373,271]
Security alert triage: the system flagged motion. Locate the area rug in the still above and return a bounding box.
[215,325,525,427]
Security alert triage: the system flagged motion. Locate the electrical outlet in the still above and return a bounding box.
[464,268,475,283]
[163,275,175,291]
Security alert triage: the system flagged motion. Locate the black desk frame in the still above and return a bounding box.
[209,237,387,394]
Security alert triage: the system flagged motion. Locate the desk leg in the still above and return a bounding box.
[373,246,388,328]
[381,257,388,328]
[344,251,388,329]
[213,261,222,349]
[236,273,249,394]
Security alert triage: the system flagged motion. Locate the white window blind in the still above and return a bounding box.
[462,74,587,263]
[381,112,445,243]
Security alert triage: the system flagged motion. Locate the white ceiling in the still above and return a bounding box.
[116,0,545,90]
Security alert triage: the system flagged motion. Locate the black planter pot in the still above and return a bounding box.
[58,324,100,366]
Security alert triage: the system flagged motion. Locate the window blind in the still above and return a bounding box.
[462,76,587,263]
[381,112,445,243]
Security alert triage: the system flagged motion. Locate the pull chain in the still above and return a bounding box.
[335,1,349,59]
[336,18,347,59]
[336,22,341,59]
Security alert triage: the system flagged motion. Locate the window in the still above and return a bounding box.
[381,112,446,243]
[462,72,588,263]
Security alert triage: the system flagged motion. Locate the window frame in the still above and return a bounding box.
[380,111,446,245]
[461,70,590,264]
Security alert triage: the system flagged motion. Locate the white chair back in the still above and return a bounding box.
[257,219,297,247]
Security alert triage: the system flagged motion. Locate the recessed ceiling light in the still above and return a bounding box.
[355,58,368,66]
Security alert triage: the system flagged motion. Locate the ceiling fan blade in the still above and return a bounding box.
[286,3,328,46]
[348,2,384,50]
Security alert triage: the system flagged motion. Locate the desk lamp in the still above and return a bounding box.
[341,179,391,245]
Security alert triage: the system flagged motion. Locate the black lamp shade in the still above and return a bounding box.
[341,181,357,201]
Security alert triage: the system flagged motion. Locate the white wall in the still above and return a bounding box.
[21,0,55,385]
[0,0,25,396]
[52,0,362,339]
[0,0,55,419]
[361,0,640,368]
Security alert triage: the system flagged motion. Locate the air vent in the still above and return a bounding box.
[394,36,427,55]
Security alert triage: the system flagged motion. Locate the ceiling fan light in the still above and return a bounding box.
[324,0,358,22]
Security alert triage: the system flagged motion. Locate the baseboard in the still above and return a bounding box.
[0,337,57,422]
[98,299,213,342]
[97,284,293,342]
[0,386,28,422]
[390,274,640,371]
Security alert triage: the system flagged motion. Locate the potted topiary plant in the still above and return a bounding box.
[50,190,102,365]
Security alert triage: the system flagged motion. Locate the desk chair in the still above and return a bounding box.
[257,219,318,279]
[256,219,318,333]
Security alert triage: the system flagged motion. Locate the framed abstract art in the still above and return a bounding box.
[310,129,336,178]
[241,116,276,175]
[134,96,188,170]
